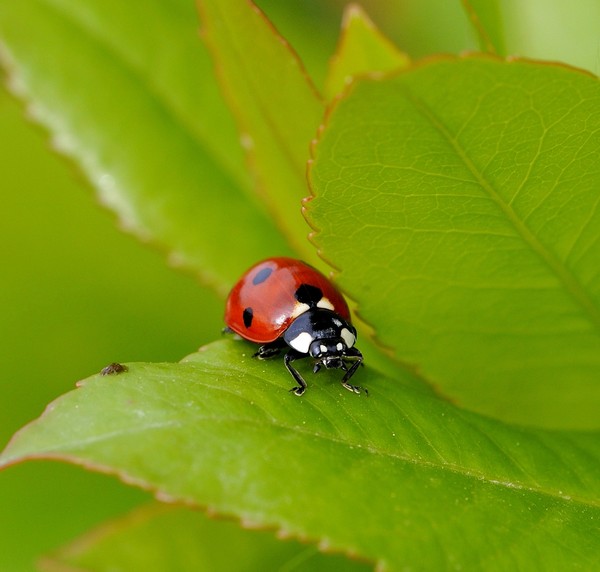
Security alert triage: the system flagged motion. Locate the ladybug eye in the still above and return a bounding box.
[309,339,347,359]
[308,341,324,358]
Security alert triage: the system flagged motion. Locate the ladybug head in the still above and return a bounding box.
[309,338,349,370]
[281,308,364,394]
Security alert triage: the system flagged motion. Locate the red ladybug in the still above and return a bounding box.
[224,257,365,396]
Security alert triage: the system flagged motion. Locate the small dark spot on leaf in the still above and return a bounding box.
[101,363,128,376]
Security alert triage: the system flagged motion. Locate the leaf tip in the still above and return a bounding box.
[341,3,372,28]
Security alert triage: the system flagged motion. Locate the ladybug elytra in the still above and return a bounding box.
[224,257,365,396]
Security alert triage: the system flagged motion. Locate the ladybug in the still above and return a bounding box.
[224,257,365,396]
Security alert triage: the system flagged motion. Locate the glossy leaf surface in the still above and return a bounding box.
[2,341,599,570]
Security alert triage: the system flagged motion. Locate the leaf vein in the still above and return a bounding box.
[400,85,600,332]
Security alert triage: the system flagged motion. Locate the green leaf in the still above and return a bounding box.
[197,0,324,260]
[42,504,371,572]
[0,0,291,295]
[325,4,410,101]
[201,0,408,380]
[2,340,599,570]
[307,56,600,429]
[501,0,600,76]
[462,0,505,55]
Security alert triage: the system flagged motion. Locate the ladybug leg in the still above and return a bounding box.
[284,349,308,396]
[222,326,234,335]
[341,348,367,396]
[254,340,285,360]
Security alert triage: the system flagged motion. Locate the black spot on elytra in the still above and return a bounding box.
[295,283,323,306]
[243,307,254,328]
[253,267,273,285]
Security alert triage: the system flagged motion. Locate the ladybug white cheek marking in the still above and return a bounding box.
[317,297,334,311]
[288,331,314,354]
[341,328,356,348]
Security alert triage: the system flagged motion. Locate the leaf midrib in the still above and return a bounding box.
[160,365,600,509]
[6,368,596,510]
[13,411,598,510]
[401,84,600,333]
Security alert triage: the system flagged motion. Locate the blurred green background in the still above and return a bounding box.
[0,3,340,568]
[1,0,597,569]
[0,81,224,569]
